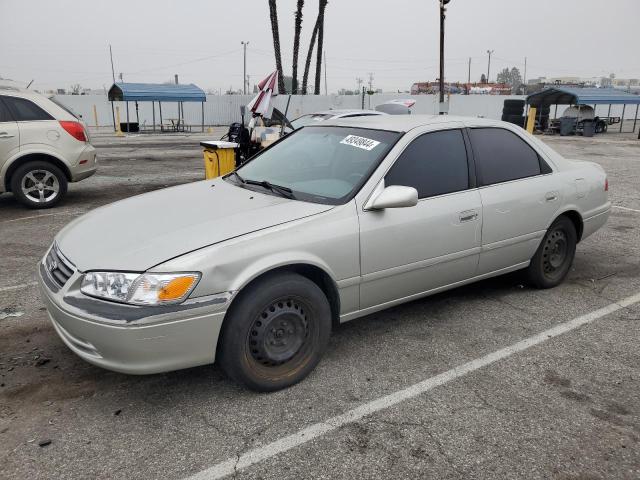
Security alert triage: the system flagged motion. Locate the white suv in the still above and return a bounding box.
[0,86,97,208]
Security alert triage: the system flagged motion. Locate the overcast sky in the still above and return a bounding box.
[1,0,638,93]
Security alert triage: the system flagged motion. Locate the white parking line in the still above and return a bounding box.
[0,211,85,224]
[185,292,640,480]
[612,205,640,213]
[0,282,38,293]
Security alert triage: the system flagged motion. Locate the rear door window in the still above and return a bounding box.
[469,128,542,185]
[0,97,14,122]
[385,129,470,199]
[3,96,54,121]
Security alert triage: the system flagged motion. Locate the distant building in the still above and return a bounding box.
[411,81,511,95]
[528,76,639,90]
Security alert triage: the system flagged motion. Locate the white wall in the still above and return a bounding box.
[53,93,633,129]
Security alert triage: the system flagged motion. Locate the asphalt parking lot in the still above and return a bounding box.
[1,129,639,480]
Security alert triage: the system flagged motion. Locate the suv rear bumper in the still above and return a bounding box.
[70,144,97,182]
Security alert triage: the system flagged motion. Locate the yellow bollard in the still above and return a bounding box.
[526,107,537,134]
[115,106,124,137]
[93,104,99,129]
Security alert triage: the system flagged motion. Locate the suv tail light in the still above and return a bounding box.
[604,178,608,192]
[59,121,87,142]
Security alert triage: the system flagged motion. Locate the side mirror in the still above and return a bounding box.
[368,185,418,210]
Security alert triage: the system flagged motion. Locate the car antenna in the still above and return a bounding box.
[280,94,292,138]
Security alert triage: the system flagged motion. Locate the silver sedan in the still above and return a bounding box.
[38,115,610,391]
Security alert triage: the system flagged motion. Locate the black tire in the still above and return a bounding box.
[595,121,607,133]
[526,216,577,289]
[10,161,67,209]
[503,106,525,115]
[503,110,524,118]
[503,99,525,109]
[506,114,525,126]
[217,272,332,392]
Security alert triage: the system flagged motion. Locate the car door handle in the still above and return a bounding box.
[459,210,478,222]
[545,191,559,202]
[0,132,15,139]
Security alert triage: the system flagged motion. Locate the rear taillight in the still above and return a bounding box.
[604,178,608,192]
[59,121,87,142]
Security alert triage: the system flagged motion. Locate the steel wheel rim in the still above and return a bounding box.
[543,229,568,275]
[21,170,59,203]
[248,298,310,367]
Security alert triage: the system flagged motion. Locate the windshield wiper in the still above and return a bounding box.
[244,179,295,199]
[226,171,245,184]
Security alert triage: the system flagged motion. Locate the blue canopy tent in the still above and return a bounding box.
[526,86,640,133]
[107,82,207,133]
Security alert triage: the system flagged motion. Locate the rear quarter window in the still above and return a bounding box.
[3,96,54,121]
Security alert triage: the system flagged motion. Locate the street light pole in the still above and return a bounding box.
[241,41,249,94]
[439,0,451,115]
[486,49,494,83]
[439,0,451,114]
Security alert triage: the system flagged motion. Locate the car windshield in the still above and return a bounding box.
[232,126,402,205]
[290,113,333,130]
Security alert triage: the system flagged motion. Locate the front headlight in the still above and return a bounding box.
[80,272,200,306]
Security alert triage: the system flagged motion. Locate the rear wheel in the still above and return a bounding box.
[10,161,67,209]
[217,272,332,391]
[526,216,577,288]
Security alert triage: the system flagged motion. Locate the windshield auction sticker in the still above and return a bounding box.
[340,135,380,151]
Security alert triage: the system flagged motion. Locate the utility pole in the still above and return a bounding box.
[241,41,249,94]
[486,50,494,83]
[356,77,363,94]
[523,56,527,94]
[324,51,328,95]
[109,45,116,132]
[439,0,451,114]
[109,45,116,84]
[468,57,471,84]
[368,73,374,92]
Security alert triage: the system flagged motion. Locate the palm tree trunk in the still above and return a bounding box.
[302,17,319,95]
[291,0,304,94]
[314,0,328,95]
[268,0,286,94]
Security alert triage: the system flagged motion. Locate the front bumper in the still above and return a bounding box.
[37,257,231,375]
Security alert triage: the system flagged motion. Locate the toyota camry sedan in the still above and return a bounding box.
[38,115,610,391]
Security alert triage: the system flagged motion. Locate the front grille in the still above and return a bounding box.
[45,244,75,288]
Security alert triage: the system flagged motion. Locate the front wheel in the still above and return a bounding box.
[526,216,577,289]
[217,272,332,392]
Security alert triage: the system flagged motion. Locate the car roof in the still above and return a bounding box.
[0,85,46,101]
[305,109,382,117]
[315,114,505,132]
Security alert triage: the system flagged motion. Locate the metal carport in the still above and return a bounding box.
[526,86,640,134]
[107,82,207,133]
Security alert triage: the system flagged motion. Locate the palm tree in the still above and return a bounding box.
[291,0,304,94]
[314,0,328,94]
[268,0,286,94]
[301,17,319,94]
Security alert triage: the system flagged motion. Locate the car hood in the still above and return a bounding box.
[56,179,332,272]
